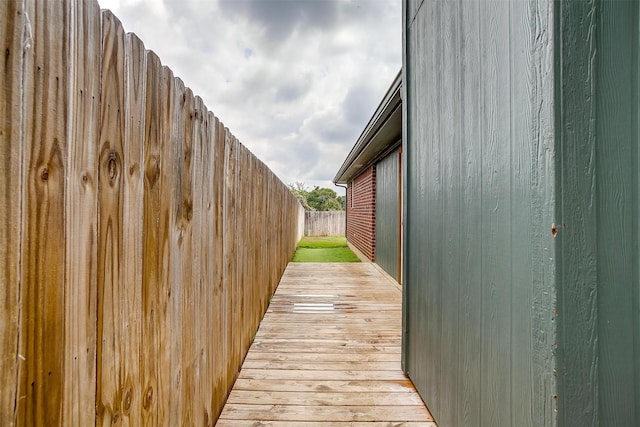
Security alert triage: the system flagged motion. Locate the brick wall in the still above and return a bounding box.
[346,165,376,260]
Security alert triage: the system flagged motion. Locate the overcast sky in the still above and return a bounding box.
[98,0,401,192]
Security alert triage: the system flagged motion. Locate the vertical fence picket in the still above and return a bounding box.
[65,0,101,424]
[157,64,177,425]
[97,10,126,425]
[121,31,146,427]
[0,1,24,424]
[211,116,226,420]
[18,1,69,424]
[2,1,304,423]
[141,50,162,425]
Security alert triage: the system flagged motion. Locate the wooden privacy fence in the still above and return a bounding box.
[0,1,305,425]
[304,211,346,236]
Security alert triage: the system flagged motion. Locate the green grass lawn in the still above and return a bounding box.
[292,236,361,262]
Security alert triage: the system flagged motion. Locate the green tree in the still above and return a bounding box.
[307,186,344,211]
[288,181,312,210]
[288,183,345,211]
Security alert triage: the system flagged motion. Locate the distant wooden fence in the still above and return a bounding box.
[0,1,304,425]
[305,211,346,236]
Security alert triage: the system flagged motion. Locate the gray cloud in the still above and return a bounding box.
[98,0,401,190]
[342,84,377,128]
[219,0,339,42]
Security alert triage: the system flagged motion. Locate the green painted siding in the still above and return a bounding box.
[403,1,640,426]
[375,149,401,282]
[557,0,640,424]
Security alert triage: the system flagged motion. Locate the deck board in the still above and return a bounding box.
[217,263,436,426]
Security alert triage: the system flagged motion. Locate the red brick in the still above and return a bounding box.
[346,166,376,261]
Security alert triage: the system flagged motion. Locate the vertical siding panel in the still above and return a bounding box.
[556,1,598,425]
[528,0,556,422]
[18,1,69,423]
[595,1,639,424]
[97,10,126,425]
[479,1,512,425]
[375,150,400,281]
[508,0,534,425]
[405,0,429,403]
[122,32,146,427]
[438,0,460,424]
[457,0,482,424]
[65,0,100,423]
[0,1,24,424]
[423,0,442,416]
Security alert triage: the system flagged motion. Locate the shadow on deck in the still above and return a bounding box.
[217,262,436,426]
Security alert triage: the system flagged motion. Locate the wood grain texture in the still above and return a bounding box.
[64,0,101,424]
[593,1,639,425]
[305,211,346,237]
[403,0,557,425]
[218,263,433,424]
[555,1,599,426]
[18,1,69,424]
[120,31,146,427]
[211,115,227,421]
[97,10,126,426]
[375,149,400,281]
[0,1,24,424]
[437,0,460,424]
[141,49,163,426]
[478,2,511,426]
[1,1,304,424]
[457,1,482,425]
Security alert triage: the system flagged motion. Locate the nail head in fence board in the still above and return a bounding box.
[65,0,101,424]
[0,0,24,424]
[122,31,147,427]
[18,0,69,424]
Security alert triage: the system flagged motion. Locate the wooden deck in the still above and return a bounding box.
[217,263,436,426]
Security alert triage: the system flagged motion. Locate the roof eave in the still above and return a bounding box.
[333,70,403,185]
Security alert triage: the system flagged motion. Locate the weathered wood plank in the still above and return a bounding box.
[141,50,163,426]
[157,64,177,426]
[159,70,183,425]
[240,360,401,371]
[238,369,407,381]
[243,352,401,363]
[232,379,418,393]
[64,0,101,424]
[96,10,126,425]
[219,404,433,422]
[211,115,227,420]
[225,390,425,406]
[18,1,69,424]
[0,0,24,424]
[223,129,238,390]
[218,263,433,424]
[120,31,146,427]
[217,422,437,427]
